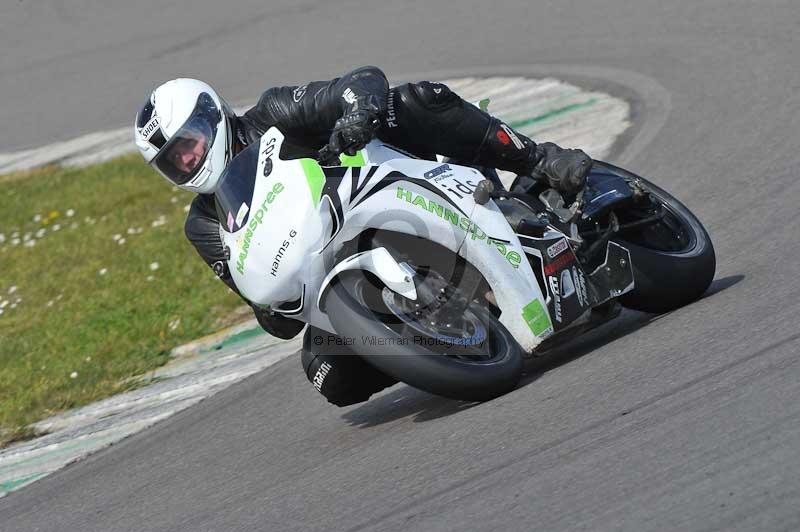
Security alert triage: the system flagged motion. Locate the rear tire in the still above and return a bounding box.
[323,273,523,402]
[595,162,716,313]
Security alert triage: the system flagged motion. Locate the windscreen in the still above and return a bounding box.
[214,141,260,233]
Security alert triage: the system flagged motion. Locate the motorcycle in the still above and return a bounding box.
[216,127,715,402]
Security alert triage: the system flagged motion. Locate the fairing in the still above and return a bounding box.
[220,128,558,352]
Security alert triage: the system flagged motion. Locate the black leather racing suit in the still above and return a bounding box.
[185,66,544,405]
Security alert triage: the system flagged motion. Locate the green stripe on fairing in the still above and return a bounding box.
[339,151,365,167]
[0,472,47,493]
[300,159,325,207]
[508,98,598,130]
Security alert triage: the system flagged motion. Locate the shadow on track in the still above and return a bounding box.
[521,274,744,383]
[342,275,743,428]
[342,386,479,428]
[700,274,745,299]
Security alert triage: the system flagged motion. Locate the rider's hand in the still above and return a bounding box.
[327,96,382,156]
[531,142,592,194]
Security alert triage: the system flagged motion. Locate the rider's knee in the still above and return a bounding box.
[301,328,397,407]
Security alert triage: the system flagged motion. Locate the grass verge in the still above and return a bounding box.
[0,155,246,447]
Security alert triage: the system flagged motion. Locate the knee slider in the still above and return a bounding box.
[301,329,397,407]
[302,351,379,407]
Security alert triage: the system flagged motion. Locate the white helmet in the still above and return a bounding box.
[134,78,236,194]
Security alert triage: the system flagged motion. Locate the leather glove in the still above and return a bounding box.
[530,142,593,194]
[327,95,382,156]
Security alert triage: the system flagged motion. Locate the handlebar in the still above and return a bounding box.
[317,145,342,167]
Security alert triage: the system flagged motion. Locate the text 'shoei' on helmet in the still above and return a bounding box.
[142,92,222,186]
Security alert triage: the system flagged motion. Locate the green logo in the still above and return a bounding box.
[396,186,521,268]
[522,299,553,337]
[236,181,285,275]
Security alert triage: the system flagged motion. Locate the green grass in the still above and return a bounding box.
[0,155,246,447]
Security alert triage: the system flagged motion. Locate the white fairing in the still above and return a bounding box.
[223,129,327,304]
[317,247,418,305]
[222,128,551,352]
[463,195,552,347]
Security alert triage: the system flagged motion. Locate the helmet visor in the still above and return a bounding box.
[152,92,221,185]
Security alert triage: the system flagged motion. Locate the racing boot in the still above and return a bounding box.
[474,119,592,195]
[528,142,593,194]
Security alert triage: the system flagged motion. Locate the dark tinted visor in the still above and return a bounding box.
[152,92,221,185]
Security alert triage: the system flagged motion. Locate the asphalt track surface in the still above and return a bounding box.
[2,1,800,530]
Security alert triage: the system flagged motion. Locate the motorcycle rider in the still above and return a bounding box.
[134,66,592,406]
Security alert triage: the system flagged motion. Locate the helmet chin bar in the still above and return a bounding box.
[189,164,214,192]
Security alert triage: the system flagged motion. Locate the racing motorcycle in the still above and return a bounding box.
[216,127,715,402]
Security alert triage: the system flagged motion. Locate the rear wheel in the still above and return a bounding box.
[592,162,716,313]
[323,270,523,402]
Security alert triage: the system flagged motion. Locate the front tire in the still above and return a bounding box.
[323,273,523,402]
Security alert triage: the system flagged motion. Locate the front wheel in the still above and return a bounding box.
[323,272,523,402]
[594,162,716,313]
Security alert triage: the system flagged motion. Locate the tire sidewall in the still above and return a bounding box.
[594,162,717,312]
[324,274,524,402]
